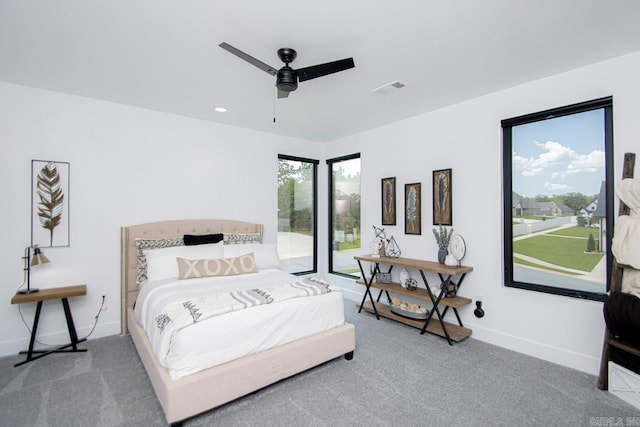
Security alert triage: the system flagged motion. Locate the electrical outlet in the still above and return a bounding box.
[101,293,108,311]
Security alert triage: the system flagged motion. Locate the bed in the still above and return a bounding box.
[120,219,356,425]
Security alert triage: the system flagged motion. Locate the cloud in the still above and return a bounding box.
[522,168,543,176]
[514,141,603,179]
[564,150,605,175]
[545,181,570,191]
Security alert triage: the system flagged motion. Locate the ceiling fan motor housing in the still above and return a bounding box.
[277,67,298,92]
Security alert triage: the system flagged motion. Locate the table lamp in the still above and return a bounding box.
[17,244,50,294]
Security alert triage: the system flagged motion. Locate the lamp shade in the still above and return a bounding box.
[30,246,49,266]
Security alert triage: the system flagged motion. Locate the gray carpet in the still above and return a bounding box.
[1,302,638,426]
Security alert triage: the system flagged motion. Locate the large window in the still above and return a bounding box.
[327,153,361,277]
[502,97,613,301]
[277,154,318,275]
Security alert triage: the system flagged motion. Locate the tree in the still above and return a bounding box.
[555,192,590,214]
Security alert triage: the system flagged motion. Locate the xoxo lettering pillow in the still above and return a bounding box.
[176,253,257,280]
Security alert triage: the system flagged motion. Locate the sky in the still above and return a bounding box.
[511,109,606,198]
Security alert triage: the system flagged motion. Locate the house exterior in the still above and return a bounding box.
[513,198,573,217]
[581,199,598,217]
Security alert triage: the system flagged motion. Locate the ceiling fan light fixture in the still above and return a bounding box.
[219,42,354,99]
[276,67,298,92]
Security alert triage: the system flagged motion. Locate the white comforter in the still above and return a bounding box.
[134,269,345,379]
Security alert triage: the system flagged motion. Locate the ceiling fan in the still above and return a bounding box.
[219,42,355,98]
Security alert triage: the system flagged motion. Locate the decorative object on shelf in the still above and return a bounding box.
[405,277,418,291]
[390,297,428,319]
[449,234,466,267]
[370,225,387,257]
[444,254,457,267]
[399,268,410,288]
[32,160,70,248]
[381,177,396,225]
[445,282,458,298]
[432,225,454,264]
[375,272,392,283]
[432,168,452,226]
[17,244,50,294]
[385,235,401,258]
[404,183,422,235]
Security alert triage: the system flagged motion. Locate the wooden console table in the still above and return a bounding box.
[354,255,473,345]
[11,284,87,367]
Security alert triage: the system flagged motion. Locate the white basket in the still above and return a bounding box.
[609,362,640,409]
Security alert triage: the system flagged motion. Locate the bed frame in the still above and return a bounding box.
[120,219,356,425]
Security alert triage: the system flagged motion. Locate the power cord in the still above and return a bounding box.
[81,295,106,340]
[17,294,106,348]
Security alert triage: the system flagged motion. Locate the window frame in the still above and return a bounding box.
[277,154,318,275]
[501,97,613,301]
[327,152,361,278]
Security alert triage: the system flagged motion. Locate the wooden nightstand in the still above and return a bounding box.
[11,284,88,367]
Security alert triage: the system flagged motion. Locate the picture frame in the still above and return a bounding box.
[433,168,452,225]
[381,177,396,225]
[32,160,70,248]
[404,182,421,235]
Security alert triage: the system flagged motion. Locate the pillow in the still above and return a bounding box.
[184,233,224,246]
[224,243,280,269]
[177,253,257,279]
[135,237,184,285]
[143,242,224,282]
[223,232,262,245]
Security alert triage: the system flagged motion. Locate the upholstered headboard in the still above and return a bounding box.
[120,219,264,334]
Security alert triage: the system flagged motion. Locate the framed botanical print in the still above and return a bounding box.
[433,168,452,225]
[404,182,421,235]
[381,177,396,225]
[32,160,70,247]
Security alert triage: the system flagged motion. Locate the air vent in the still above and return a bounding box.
[372,80,407,95]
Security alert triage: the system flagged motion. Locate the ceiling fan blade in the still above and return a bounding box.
[277,87,290,98]
[218,42,278,76]
[297,57,355,82]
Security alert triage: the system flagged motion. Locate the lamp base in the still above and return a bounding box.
[16,288,39,294]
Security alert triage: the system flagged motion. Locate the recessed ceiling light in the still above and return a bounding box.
[214,107,227,113]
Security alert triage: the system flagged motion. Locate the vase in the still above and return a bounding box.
[438,248,448,264]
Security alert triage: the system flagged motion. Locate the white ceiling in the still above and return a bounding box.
[2,0,640,142]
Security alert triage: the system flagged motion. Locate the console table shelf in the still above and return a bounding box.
[359,301,472,342]
[354,255,474,345]
[355,280,472,309]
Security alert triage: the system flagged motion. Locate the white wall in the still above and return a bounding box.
[2,50,638,375]
[324,51,640,375]
[0,82,321,356]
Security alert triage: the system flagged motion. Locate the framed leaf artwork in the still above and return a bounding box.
[433,168,452,225]
[381,177,396,225]
[404,182,421,235]
[31,160,70,248]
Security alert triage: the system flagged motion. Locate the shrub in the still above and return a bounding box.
[586,233,596,252]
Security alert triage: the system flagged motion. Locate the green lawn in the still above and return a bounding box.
[337,239,361,251]
[513,256,581,275]
[547,226,599,239]
[513,230,604,272]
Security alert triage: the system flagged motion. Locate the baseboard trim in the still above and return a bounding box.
[468,323,600,375]
[328,277,601,376]
[0,321,120,358]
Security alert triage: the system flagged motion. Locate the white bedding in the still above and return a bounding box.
[134,268,345,379]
